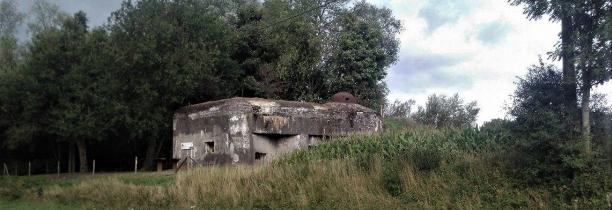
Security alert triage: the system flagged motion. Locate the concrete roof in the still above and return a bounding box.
[175,97,377,115]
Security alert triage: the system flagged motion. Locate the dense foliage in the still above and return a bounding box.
[507,61,587,184]
[0,0,401,171]
[504,60,612,201]
[510,0,612,156]
[384,94,480,129]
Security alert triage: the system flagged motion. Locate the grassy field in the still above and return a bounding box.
[1,129,610,209]
[0,199,82,210]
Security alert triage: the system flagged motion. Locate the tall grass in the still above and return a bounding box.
[283,128,501,166]
[3,128,611,209]
[40,156,556,209]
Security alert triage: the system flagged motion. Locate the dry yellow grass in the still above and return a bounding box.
[36,155,561,210]
[6,129,608,209]
[169,159,402,209]
[41,159,408,209]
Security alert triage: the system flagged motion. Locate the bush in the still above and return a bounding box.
[0,177,25,200]
[506,62,591,185]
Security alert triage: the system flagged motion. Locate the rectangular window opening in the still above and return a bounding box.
[205,142,214,153]
[255,152,267,160]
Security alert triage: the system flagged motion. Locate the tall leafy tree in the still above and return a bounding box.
[573,0,612,154]
[7,11,111,172]
[511,0,612,154]
[508,60,595,184]
[385,99,416,120]
[324,1,401,109]
[106,0,240,169]
[0,0,25,70]
[231,0,326,101]
[2,0,141,170]
[0,0,22,35]
[232,1,286,99]
[413,94,479,129]
[232,0,400,107]
[0,0,25,158]
[27,0,68,34]
[509,0,580,122]
[265,0,327,101]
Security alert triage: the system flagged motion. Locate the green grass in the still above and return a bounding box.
[1,128,610,209]
[0,199,84,210]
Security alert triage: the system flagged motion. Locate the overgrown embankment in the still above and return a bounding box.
[1,129,610,209]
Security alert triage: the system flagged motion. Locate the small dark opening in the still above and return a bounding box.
[255,152,267,160]
[205,142,214,152]
[345,97,349,101]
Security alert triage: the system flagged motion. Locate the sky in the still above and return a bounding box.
[14,0,612,124]
[367,0,612,124]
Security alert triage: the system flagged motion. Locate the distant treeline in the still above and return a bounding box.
[0,0,401,172]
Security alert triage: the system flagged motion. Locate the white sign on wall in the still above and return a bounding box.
[181,142,194,150]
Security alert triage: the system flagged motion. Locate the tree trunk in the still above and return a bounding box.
[155,139,164,159]
[604,115,611,169]
[68,142,75,173]
[53,139,59,162]
[55,140,61,172]
[581,81,592,155]
[76,140,88,172]
[561,15,578,112]
[142,139,158,170]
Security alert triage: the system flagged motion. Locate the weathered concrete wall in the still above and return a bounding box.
[173,98,382,165]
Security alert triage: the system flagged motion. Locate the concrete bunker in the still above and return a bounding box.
[172,97,382,165]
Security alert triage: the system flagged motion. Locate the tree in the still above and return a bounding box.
[509,0,579,112]
[230,0,330,102]
[229,0,401,108]
[10,11,113,172]
[324,1,401,109]
[510,61,573,138]
[384,99,415,119]
[507,60,594,184]
[0,0,23,35]
[27,0,68,34]
[0,0,25,70]
[0,0,25,160]
[510,0,612,154]
[590,94,612,153]
[106,0,240,169]
[572,0,612,154]
[1,0,404,171]
[413,94,479,129]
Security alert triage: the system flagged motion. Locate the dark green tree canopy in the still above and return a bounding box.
[0,0,403,171]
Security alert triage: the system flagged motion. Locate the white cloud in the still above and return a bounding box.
[370,0,603,124]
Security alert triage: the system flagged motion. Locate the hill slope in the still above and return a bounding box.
[1,129,610,209]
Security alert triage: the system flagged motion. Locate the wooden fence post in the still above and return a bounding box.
[134,156,138,174]
[92,159,96,175]
[57,161,60,177]
[2,163,8,176]
[28,161,31,176]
